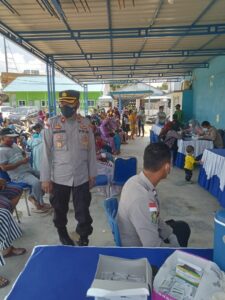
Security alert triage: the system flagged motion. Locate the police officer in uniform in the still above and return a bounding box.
[117,143,191,247]
[40,90,97,246]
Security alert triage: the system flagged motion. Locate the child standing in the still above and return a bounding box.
[184,145,198,183]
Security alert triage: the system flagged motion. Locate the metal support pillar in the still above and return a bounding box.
[3,37,8,73]
[118,94,122,113]
[84,84,88,116]
[46,57,56,116]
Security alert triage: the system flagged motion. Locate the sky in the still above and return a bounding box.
[0,34,47,75]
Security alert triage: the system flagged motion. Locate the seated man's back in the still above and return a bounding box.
[117,172,172,247]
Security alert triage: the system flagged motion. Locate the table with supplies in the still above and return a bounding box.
[6,245,213,300]
[175,139,214,168]
[198,148,225,207]
[150,124,163,143]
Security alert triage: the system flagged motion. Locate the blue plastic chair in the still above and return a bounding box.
[94,174,110,197]
[103,197,121,246]
[112,157,137,186]
[0,170,32,216]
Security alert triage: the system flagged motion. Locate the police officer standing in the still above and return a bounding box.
[40,90,97,246]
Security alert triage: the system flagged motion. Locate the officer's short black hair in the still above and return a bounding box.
[144,143,171,172]
[201,121,210,127]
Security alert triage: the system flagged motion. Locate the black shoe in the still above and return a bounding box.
[77,237,89,246]
[57,228,75,246]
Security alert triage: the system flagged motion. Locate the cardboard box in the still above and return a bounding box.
[153,250,225,300]
[87,255,152,300]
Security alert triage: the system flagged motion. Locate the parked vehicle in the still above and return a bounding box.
[0,106,14,119]
[8,106,39,124]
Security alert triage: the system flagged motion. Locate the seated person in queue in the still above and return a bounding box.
[0,178,22,213]
[0,128,51,213]
[117,143,191,247]
[0,208,26,288]
[159,114,181,142]
[199,121,223,148]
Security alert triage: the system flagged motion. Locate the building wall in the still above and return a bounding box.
[7,91,102,110]
[193,55,225,128]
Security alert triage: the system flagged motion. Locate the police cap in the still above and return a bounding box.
[59,90,80,104]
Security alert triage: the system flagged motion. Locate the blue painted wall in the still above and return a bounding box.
[193,55,225,128]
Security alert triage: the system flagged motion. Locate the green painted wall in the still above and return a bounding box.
[7,91,103,110]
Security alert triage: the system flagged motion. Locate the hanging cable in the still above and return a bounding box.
[1,0,20,15]
[80,0,86,12]
[84,0,91,12]
[71,0,79,13]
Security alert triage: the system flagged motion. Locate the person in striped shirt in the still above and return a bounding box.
[0,208,26,288]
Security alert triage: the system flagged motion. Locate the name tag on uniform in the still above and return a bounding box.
[56,141,63,149]
[55,134,63,140]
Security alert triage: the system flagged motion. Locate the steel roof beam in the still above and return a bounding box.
[50,0,94,77]
[171,0,218,50]
[65,62,208,72]
[0,21,82,85]
[106,0,113,77]
[81,78,182,84]
[17,23,225,41]
[76,71,190,80]
[53,49,225,61]
[132,0,164,75]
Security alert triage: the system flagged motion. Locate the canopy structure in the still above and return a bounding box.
[111,83,164,101]
[1,0,225,86]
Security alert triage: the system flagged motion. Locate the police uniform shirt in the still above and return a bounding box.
[117,171,173,247]
[40,115,97,187]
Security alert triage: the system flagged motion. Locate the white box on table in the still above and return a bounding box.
[153,250,225,300]
[87,254,152,300]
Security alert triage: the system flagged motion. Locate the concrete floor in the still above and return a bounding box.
[0,127,221,298]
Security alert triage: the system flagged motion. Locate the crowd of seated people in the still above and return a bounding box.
[85,105,145,185]
[0,105,144,212]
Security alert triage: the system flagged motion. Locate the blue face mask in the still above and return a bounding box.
[33,133,40,138]
[60,105,76,118]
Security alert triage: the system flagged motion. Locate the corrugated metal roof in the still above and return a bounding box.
[3,76,103,92]
[1,0,225,83]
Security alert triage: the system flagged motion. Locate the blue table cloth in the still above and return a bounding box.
[6,246,213,300]
[175,139,214,169]
[198,149,225,207]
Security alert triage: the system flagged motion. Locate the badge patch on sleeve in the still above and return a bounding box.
[149,203,159,224]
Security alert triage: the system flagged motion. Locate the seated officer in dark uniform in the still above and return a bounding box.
[41,90,97,246]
